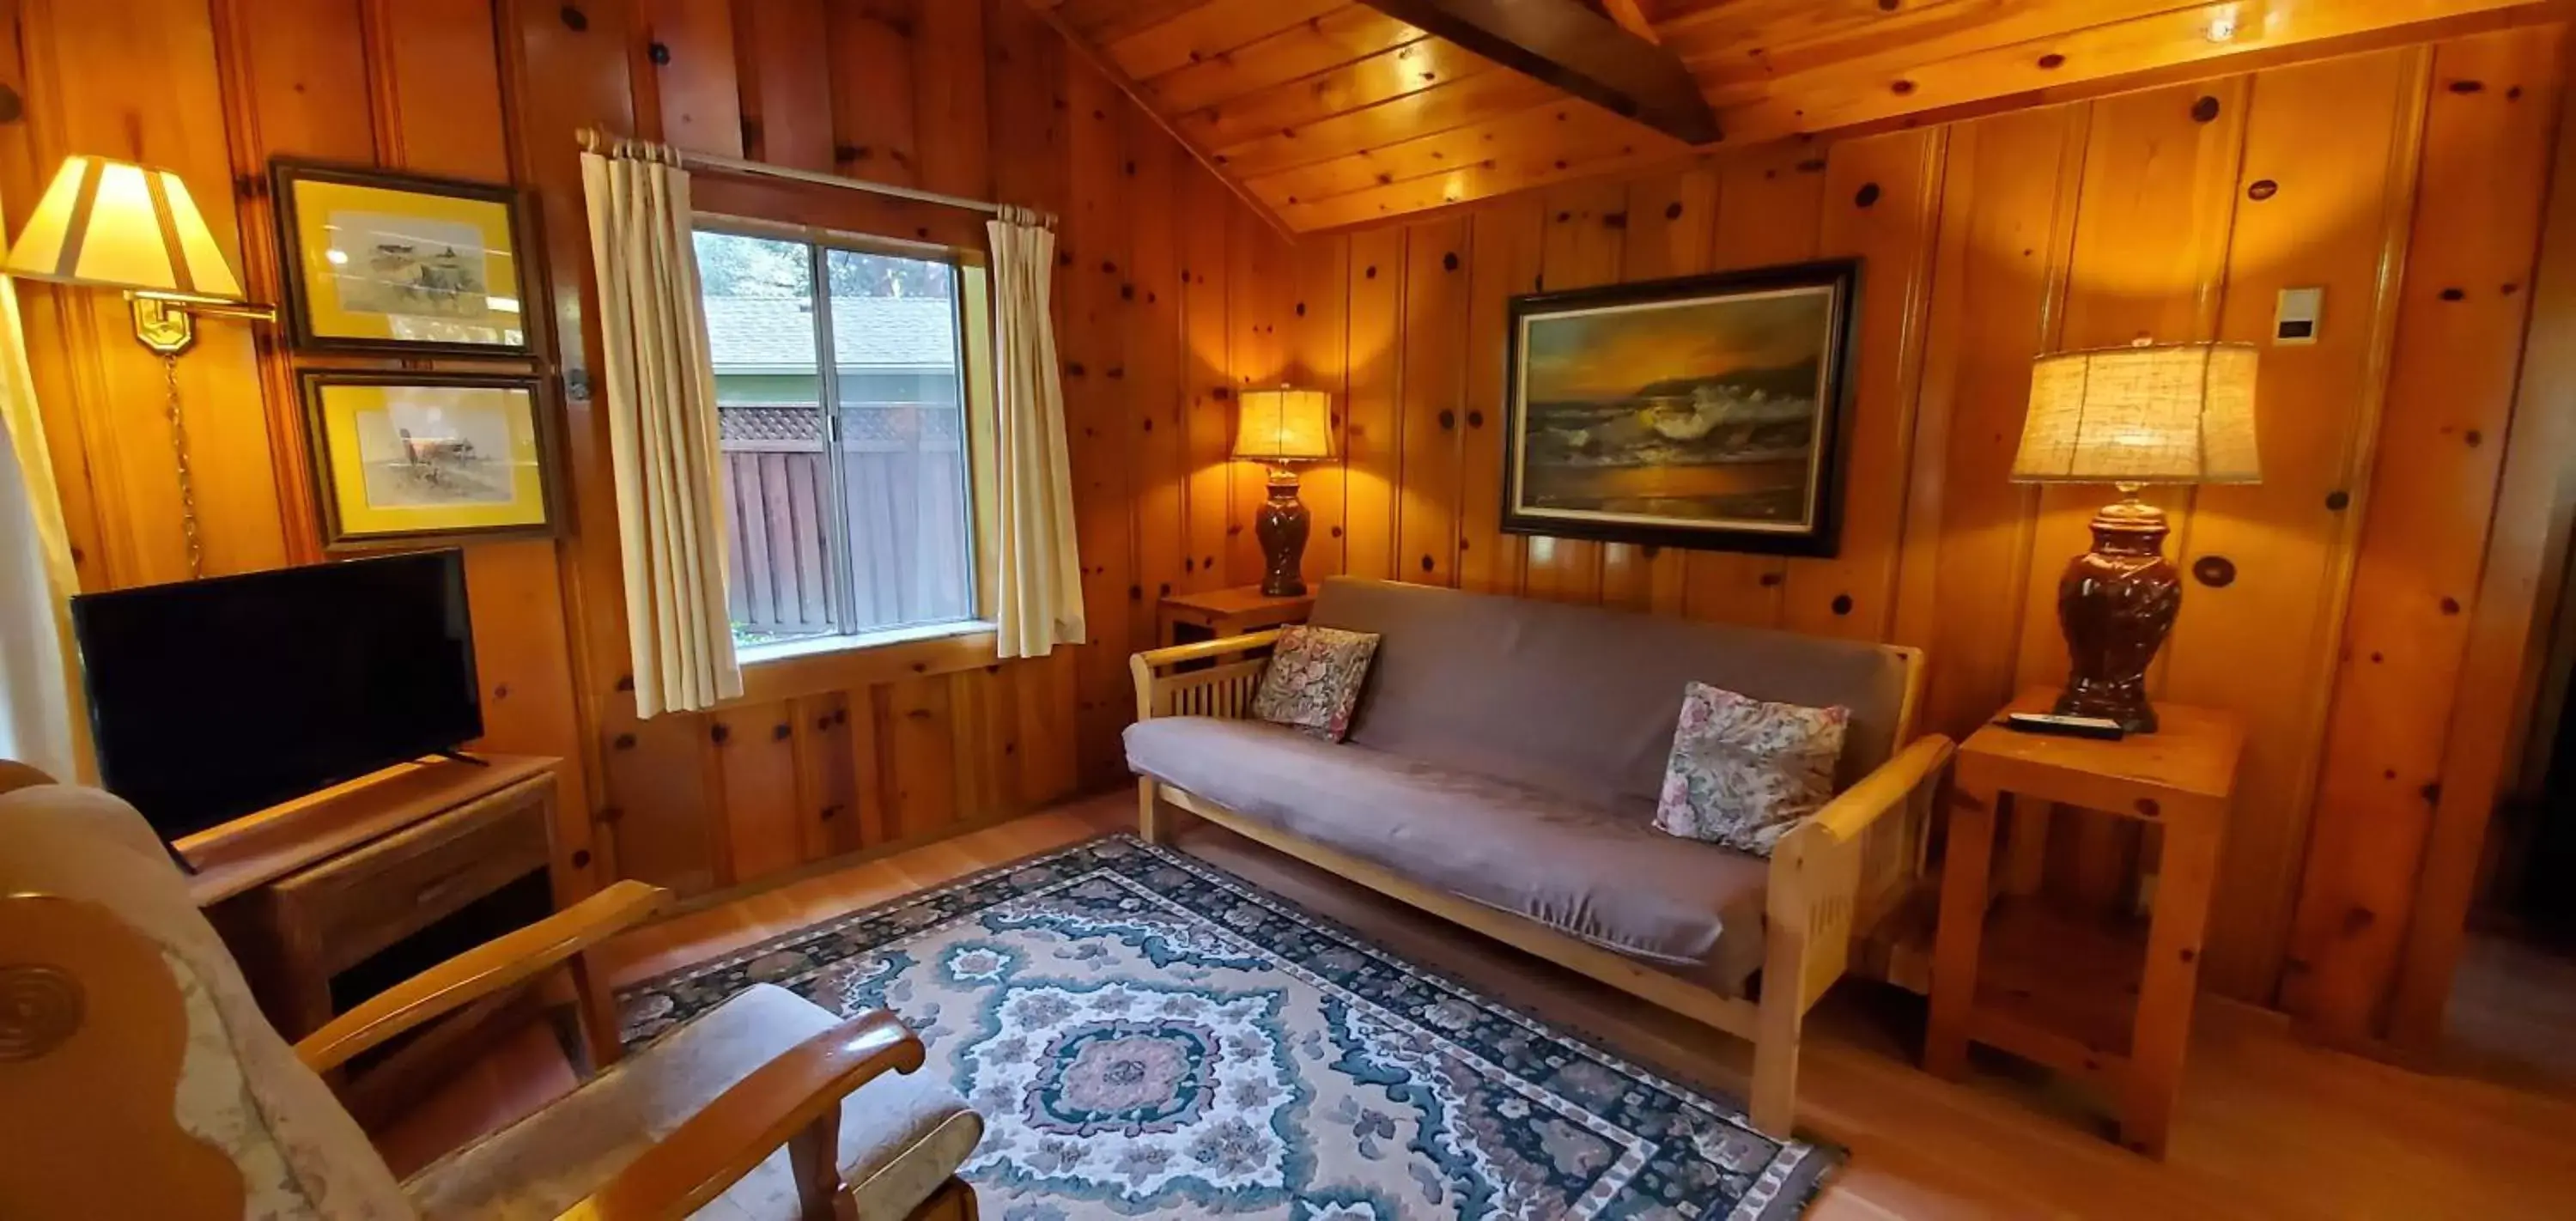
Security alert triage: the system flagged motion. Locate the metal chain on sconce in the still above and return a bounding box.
[161,352,203,580]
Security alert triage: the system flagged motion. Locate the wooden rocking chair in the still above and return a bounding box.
[0,760,981,1220]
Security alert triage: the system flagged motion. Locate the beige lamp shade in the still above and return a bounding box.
[2011,342,2261,485]
[3,155,245,301]
[1233,386,1334,463]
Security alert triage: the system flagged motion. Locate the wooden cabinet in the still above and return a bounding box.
[193,757,567,1042]
[264,781,552,1005]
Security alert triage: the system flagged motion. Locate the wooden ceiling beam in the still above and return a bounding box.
[1354,0,1722,143]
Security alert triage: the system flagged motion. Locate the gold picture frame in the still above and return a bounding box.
[272,161,532,357]
[301,371,556,550]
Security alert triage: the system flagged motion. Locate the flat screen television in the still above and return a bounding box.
[71,550,483,842]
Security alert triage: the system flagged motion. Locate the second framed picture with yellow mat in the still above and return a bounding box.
[271,160,532,357]
[301,370,557,550]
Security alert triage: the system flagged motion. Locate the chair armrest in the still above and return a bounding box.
[554,1010,926,1221]
[295,879,670,1072]
[0,760,55,797]
[1807,734,1955,844]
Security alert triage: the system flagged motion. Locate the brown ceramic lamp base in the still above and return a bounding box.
[2053,489,2182,733]
[1255,465,1312,598]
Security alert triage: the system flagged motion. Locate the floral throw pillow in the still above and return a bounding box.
[1249,625,1381,742]
[1653,682,1850,856]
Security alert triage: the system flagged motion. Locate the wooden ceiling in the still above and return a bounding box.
[1029,0,2562,233]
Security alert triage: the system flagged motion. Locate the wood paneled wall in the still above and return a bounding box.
[0,0,600,896]
[1,0,1287,900]
[5,0,2562,1041]
[1180,27,2569,1036]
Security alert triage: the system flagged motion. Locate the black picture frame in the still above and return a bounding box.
[270,159,536,359]
[299,368,561,552]
[1500,258,1862,558]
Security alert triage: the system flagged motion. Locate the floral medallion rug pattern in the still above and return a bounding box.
[619,835,1838,1219]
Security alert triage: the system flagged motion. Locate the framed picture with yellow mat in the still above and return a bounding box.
[271,161,531,357]
[301,370,556,550]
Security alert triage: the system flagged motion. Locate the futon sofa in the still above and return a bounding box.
[1125,577,1955,1136]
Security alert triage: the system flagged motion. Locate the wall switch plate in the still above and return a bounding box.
[2275,287,2324,344]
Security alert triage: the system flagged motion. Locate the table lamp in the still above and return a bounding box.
[3,155,276,577]
[1233,386,1334,597]
[2010,340,2260,732]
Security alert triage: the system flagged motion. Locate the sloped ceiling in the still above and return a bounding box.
[1026,0,2559,233]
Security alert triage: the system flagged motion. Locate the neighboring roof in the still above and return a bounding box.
[702,296,957,370]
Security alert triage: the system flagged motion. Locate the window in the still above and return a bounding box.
[692,228,978,654]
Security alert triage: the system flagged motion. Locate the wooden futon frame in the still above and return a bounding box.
[1129,630,1955,1137]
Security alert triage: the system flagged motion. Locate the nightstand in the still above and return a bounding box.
[1924,688,2245,1157]
[1157,585,1315,647]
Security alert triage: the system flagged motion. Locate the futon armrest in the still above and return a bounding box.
[1131,629,1286,677]
[1130,629,1285,721]
[555,1010,926,1221]
[295,879,670,1072]
[1807,734,1954,844]
[1767,734,1955,1012]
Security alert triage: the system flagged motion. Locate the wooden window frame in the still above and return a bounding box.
[692,212,1003,677]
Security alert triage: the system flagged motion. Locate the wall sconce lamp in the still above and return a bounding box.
[3,155,278,576]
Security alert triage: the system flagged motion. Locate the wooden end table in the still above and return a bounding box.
[1157,585,1314,647]
[1924,688,2245,1157]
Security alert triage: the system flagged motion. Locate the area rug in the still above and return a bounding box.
[618,834,1838,1219]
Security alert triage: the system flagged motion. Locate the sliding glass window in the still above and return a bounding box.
[691,228,975,651]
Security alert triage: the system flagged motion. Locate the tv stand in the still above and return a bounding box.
[174,755,556,905]
[179,755,618,1073]
[430,748,492,768]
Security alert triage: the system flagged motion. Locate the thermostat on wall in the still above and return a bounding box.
[2275,287,2323,344]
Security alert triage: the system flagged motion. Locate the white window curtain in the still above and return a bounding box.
[987,207,1085,659]
[0,226,86,781]
[580,142,742,716]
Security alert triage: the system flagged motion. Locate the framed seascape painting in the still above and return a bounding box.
[1501,260,1862,557]
[301,372,556,550]
[272,161,532,357]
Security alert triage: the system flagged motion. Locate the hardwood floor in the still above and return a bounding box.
[2440,929,2576,1103]
[376,793,2576,1218]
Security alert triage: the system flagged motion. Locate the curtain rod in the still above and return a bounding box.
[578,129,1055,228]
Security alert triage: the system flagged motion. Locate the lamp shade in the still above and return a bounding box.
[3,155,245,301]
[2011,342,2260,485]
[1233,386,1334,463]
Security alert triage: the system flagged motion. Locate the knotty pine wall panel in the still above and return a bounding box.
[1454,197,1541,598]
[3,0,1288,909]
[4,1,2562,1039]
[1124,106,1188,659]
[1118,29,2569,1032]
[1280,217,1351,586]
[1684,143,1828,626]
[2174,52,2428,1003]
[2285,30,2567,1038]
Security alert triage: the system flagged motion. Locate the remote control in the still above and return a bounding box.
[2002,711,2125,740]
